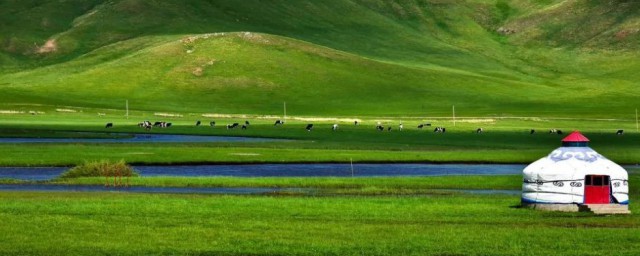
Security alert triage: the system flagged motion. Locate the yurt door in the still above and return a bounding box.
[584,175,610,204]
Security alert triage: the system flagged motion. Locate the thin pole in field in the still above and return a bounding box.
[350,158,354,177]
[126,100,129,119]
[452,105,456,127]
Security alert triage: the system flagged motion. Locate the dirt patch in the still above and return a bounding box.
[615,29,639,40]
[37,39,58,54]
[192,67,203,76]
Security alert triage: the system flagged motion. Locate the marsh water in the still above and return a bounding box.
[0,163,526,181]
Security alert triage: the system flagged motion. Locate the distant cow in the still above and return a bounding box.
[399,124,403,131]
[196,120,201,126]
[376,125,384,131]
[548,129,562,134]
[245,120,250,126]
[105,123,113,128]
[306,124,313,131]
[617,130,624,135]
[476,128,483,133]
[242,124,248,130]
[332,124,338,131]
[210,121,216,127]
[226,123,239,129]
[354,120,359,126]
[387,126,392,131]
[154,121,163,127]
[166,123,172,128]
[530,129,536,134]
[274,120,284,126]
[418,124,424,129]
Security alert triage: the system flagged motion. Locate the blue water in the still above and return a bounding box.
[0,163,526,181]
[0,133,280,143]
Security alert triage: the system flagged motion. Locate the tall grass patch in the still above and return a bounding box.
[59,160,138,179]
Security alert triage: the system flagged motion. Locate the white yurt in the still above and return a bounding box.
[522,131,630,213]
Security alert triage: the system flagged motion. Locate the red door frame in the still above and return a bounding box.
[584,175,610,204]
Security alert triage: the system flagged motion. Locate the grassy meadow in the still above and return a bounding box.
[0,173,638,255]
[2,1,640,255]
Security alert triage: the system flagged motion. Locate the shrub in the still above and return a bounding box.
[59,160,138,179]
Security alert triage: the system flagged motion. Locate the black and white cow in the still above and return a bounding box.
[354,120,359,126]
[376,125,384,131]
[617,130,624,135]
[530,129,536,134]
[476,128,483,133]
[242,124,248,130]
[306,124,313,131]
[210,121,216,127]
[105,123,113,128]
[196,120,201,126]
[332,124,338,131]
[245,120,250,126]
[274,120,284,126]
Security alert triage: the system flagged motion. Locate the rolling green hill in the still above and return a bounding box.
[1,0,639,117]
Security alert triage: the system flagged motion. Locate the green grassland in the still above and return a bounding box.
[0,173,638,255]
[2,0,640,118]
[0,113,639,165]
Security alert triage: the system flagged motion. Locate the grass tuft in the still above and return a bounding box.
[59,160,138,179]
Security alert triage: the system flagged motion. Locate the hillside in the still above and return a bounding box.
[1,0,639,117]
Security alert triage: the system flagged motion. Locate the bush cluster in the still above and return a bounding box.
[59,160,138,179]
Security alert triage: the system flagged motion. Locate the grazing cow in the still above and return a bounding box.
[245,120,250,126]
[425,123,432,127]
[476,128,483,133]
[530,129,536,134]
[196,120,201,126]
[332,124,338,131]
[227,123,239,129]
[306,124,313,131]
[617,129,624,135]
[154,121,163,127]
[434,127,446,133]
[105,123,113,128]
[354,120,359,126]
[242,124,248,130]
[376,125,384,131]
[549,129,558,134]
[387,126,392,131]
[166,123,172,128]
[399,124,403,131]
[210,121,216,127]
[556,130,563,135]
[418,124,424,129]
[274,120,284,126]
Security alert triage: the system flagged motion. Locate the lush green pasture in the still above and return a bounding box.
[0,188,637,255]
[1,113,639,165]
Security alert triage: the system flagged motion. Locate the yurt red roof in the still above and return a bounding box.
[561,131,590,142]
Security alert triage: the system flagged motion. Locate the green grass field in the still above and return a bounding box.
[2,1,640,254]
[0,174,638,255]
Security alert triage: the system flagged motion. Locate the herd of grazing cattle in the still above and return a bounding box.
[103,120,627,135]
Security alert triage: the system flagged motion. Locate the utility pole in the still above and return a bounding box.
[350,158,354,177]
[453,105,456,127]
[126,100,129,119]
